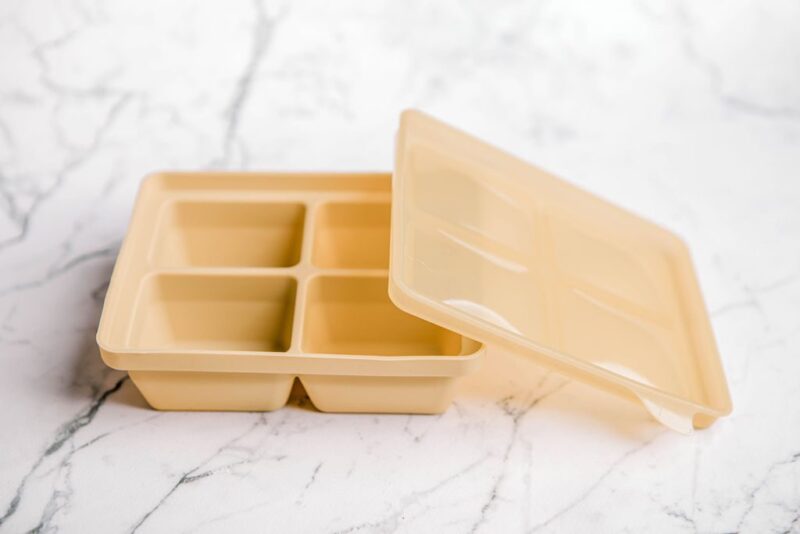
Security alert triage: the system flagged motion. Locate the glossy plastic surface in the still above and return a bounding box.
[97,173,483,413]
[389,110,732,432]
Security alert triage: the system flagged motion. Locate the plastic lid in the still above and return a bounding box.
[388,110,732,433]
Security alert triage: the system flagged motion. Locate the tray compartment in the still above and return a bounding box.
[312,202,390,269]
[129,274,297,352]
[300,375,458,414]
[130,371,295,411]
[152,201,305,267]
[302,275,461,356]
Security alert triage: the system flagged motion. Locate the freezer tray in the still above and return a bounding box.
[96,172,483,413]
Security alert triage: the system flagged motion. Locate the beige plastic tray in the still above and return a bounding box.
[96,173,483,413]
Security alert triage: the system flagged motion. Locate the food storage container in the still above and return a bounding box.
[97,110,732,432]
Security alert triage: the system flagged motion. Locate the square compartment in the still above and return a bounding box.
[130,274,297,352]
[302,276,461,356]
[312,202,390,269]
[153,201,305,267]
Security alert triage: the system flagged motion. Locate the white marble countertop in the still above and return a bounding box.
[1,1,799,532]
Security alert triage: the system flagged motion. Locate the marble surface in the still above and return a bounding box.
[1,0,799,532]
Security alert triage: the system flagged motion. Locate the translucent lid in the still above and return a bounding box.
[388,110,732,433]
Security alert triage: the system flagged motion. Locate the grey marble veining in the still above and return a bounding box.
[0,0,798,532]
